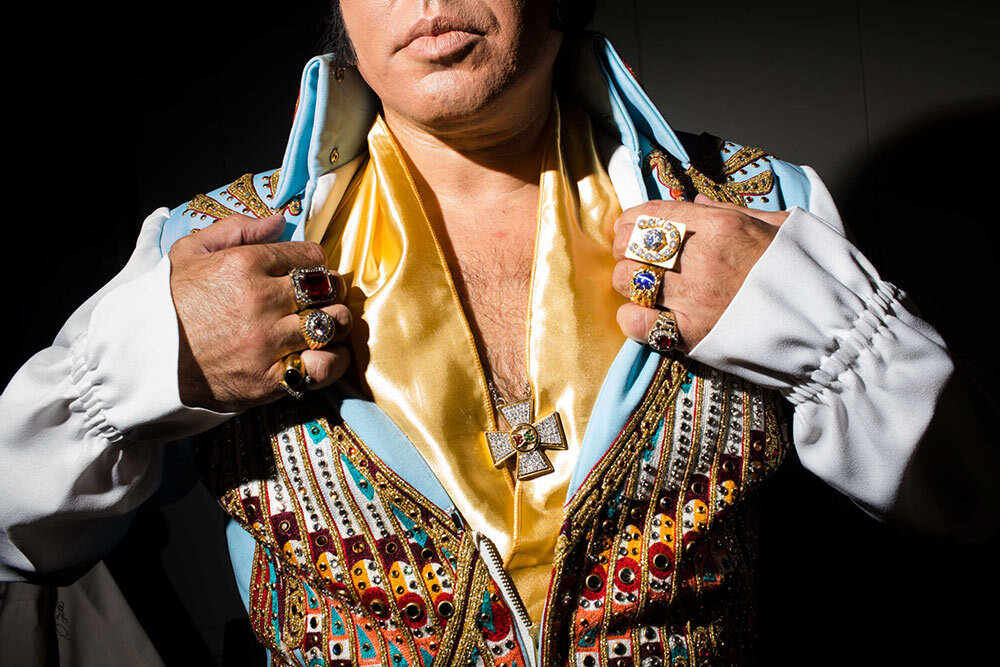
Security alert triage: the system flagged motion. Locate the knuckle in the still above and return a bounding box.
[636,308,657,333]
[328,304,353,333]
[615,303,655,340]
[310,358,336,385]
[168,236,191,260]
[613,229,631,257]
[303,241,326,266]
[639,200,676,218]
[221,246,257,274]
[612,262,631,292]
[713,210,746,234]
[304,348,349,386]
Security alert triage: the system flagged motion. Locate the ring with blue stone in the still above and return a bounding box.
[629,265,665,308]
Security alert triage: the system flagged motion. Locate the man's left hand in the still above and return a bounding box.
[612,194,789,352]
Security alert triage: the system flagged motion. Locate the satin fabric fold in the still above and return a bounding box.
[308,98,624,622]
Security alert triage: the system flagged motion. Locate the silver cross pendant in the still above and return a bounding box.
[484,399,567,481]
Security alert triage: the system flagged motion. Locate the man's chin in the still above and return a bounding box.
[386,78,510,131]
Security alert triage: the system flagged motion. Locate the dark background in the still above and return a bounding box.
[3,1,998,664]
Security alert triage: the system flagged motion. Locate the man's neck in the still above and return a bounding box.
[379,87,555,402]
[381,90,552,219]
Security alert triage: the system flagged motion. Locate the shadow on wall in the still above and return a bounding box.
[756,98,1000,663]
[840,98,1000,377]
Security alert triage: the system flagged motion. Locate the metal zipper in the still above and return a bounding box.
[473,531,538,667]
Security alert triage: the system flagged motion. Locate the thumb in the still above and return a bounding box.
[693,193,787,227]
[184,214,287,255]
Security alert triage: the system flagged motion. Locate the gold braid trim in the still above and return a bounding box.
[203,399,536,666]
[267,169,281,198]
[541,356,686,663]
[558,356,686,556]
[722,145,767,173]
[643,135,776,206]
[540,359,790,665]
[227,172,275,219]
[185,193,238,221]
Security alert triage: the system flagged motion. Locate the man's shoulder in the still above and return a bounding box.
[158,170,305,254]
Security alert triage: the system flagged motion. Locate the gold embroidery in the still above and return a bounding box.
[285,197,303,216]
[267,169,281,199]
[558,357,685,555]
[283,574,307,649]
[185,193,238,221]
[644,136,776,206]
[206,336,790,665]
[643,148,688,192]
[227,172,275,219]
[540,360,789,665]
[206,400,515,665]
[722,146,767,174]
[438,540,488,663]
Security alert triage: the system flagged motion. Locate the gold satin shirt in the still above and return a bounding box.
[306,97,624,623]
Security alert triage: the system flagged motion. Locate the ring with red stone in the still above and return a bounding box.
[299,309,337,350]
[290,266,337,311]
[647,310,681,353]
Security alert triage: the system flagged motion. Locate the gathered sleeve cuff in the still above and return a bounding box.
[688,168,999,538]
[1,209,235,580]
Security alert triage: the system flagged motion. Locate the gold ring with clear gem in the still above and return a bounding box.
[625,216,687,270]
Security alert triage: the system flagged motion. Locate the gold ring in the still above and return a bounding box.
[625,216,687,270]
[648,310,681,353]
[289,266,337,311]
[629,265,664,308]
[299,309,336,350]
[278,353,310,399]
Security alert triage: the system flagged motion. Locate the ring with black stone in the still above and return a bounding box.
[278,352,311,399]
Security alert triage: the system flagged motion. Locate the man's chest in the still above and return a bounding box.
[441,207,538,399]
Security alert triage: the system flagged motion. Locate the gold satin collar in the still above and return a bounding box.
[308,98,623,622]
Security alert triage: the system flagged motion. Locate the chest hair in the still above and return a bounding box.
[449,234,534,403]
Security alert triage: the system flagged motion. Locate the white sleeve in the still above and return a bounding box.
[689,167,1000,539]
[0,209,235,581]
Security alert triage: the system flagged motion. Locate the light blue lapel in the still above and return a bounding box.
[272,55,379,241]
[328,386,457,516]
[562,35,686,501]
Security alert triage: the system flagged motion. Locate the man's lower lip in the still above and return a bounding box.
[402,30,479,60]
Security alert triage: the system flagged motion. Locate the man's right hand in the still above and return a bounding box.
[168,214,352,412]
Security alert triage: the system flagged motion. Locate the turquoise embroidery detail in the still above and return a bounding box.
[643,419,665,462]
[479,590,497,633]
[355,624,377,659]
[391,506,428,546]
[341,453,375,500]
[262,546,281,640]
[306,421,326,445]
[680,371,694,393]
[388,642,408,667]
